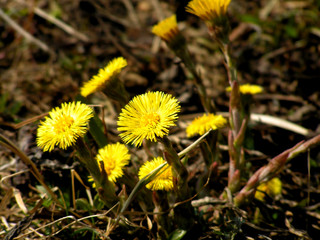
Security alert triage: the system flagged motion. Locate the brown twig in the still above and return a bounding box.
[33,7,89,42]
[0,8,51,53]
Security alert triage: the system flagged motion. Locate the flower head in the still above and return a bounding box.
[138,157,173,191]
[117,91,180,147]
[80,57,127,97]
[255,177,282,202]
[152,15,179,42]
[37,102,93,152]
[96,143,130,183]
[226,83,263,95]
[186,113,227,137]
[186,0,231,22]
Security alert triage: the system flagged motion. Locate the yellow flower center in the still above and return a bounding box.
[105,158,115,175]
[141,113,160,128]
[54,115,74,134]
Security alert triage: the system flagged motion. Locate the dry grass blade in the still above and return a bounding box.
[0,188,14,213]
[33,7,89,42]
[13,188,28,214]
[0,133,59,204]
[4,213,35,240]
[0,9,51,53]
[71,169,94,208]
[251,113,310,136]
[0,113,48,130]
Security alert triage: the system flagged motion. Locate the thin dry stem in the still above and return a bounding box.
[0,8,51,53]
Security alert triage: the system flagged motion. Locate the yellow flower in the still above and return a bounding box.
[226,84,263,95]
[186,113,227,137]
[152,15,179,42]
[138,157,173,191]
[80,57,127,97]
[90,143,130,186]
[117,91,180,147]
[255,177,282,202]
[186,0,231,22]
[37,102,93,152]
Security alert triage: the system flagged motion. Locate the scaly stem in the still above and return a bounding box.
[160,136,194,230]
[75,138,118,208]
[153,191,171,239]
[220,42,247,194]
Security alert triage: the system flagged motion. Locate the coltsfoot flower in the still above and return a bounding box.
[37,102,93,152]
[80,57,127,97]
[152,14,187,52]
[152,15,179,43]
[138,157,173,191]
[186,0,231,42]
[226,83,263,95]
[186,0,231,22]
[117,91,180,147]
[88,143,131,187]
[186,113,227,137]
[255,177,282,202]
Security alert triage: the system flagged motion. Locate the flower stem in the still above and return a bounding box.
[153,191,171,239]
[220,42,247,194]
[160,136,194,230]
[175,47,215,113]
[74,138,118,208]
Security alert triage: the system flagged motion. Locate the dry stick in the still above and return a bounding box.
[121,0,141,28]
[105,27,143,69]
[91,1,132,28]
[0,8,51,53]
[0,113,48,130]
[261,40,306,60]
[14,216,88,240]
[150,0,164,21]
[33,7,89,42]
[0,134,59,204]
[0,134,93,226]
[250,113,310,136]
[217,112,310,136]
[259,0,279,20]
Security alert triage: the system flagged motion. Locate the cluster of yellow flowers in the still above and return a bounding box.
[36,0,264,192]
[36,90,229,191]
